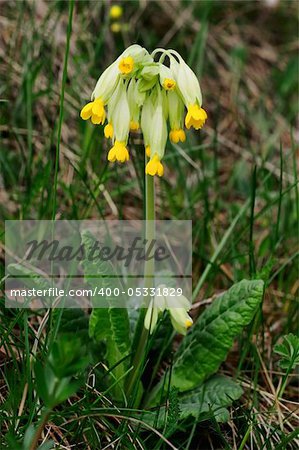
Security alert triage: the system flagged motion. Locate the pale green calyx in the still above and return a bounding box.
[168,89,185,130]
[171,54,202,107]
[92,60,120,103]
[144,285,193,335]
[147,89,167,160]
[110,81,130,143]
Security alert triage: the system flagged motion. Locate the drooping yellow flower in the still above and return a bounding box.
[109,5,123,20]
[185,104,207,130]
[104,122,114,139]
[119,56,134,74]
[143,88,167,175]
[170,52,202,108]
[80,98,106,125]
[145,154,164,177]
[169,128,186,144]
[163,78,176,90]
[108,141,129,163]
[145,145,151,158]
[159,64,176,92]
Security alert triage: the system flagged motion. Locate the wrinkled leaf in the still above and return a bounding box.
[144,375,243,429]
[178,375,243,422]
[168,279,263,392]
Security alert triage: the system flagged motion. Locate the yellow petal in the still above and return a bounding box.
[157,162,164,177]
[108,147,117,162]
[91,114,102,125]
[92,101,104,116]
[163,78,176,90]
[146,146,151,158]
[104,123,114,139]
[80,102,93,120]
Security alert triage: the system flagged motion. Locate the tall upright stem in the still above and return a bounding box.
[126,160,155,401]
[144,168,155,282]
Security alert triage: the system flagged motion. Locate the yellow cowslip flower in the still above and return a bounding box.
[163,78,176,90]
[145,154,164,177]
[104,122,113,138]
[144,285,193,335]
[127,78,144,131]
[109,5,123,20]
[169,129,186,143]
[119,56,134,74]
[107,80,130,162]
[159,64,176,91]
[143,89,167,173]
[185,104,207,130]
[80,45,207,173]
[167,89,185,143]
[170,53,202,107]
[170,308,193,335]
[110,22,121,33]
[108,141,129,163]
[80,98,106,124]
[169,51,207,130]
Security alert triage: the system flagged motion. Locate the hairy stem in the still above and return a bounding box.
[126,155,155,401]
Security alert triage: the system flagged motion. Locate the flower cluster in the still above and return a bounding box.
[144,285,193,335]
[80,44,207,176]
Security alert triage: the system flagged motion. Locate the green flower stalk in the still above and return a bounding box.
[80,44,207,177]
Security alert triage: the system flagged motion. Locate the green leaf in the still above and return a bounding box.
[178,375,243,422]
[34,361,52,406]
[144,375,243,429]
[274,333,299,370]
[48,334,90,378]
[170,279,264,391]
[53,377,83,405]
